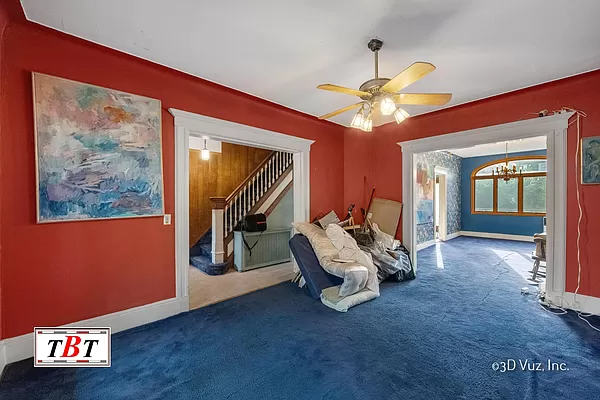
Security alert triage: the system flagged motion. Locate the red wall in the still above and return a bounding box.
[0,7,345,339]
[344,70,600,299]
[0,2,14,342]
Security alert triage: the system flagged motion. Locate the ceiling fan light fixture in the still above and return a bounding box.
[393,108,410,124]
[380,97,396,115]
[361,112,373,132]
[316,38,451,129]
[350,107,365,129]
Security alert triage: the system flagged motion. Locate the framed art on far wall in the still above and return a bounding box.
[581,136,600,184]
[33,72,165,223]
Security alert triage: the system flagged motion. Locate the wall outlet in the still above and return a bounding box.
[163,214,171,225]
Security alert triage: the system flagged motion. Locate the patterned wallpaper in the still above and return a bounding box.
[416,151,462,244]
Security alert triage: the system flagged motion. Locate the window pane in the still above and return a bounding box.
[513,159,546,173]
[475,158,546,176]
[523,176,546,213]
[475,164,498,176]
[474,180,493,211]
[497,178,518,213]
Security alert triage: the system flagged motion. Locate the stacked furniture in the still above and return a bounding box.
[289,234,343,299]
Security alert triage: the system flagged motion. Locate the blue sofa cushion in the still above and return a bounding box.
[289,234,343,299]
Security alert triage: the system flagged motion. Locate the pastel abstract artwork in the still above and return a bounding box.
[415,160,434,224]
[33,73,164,222]
[582,136,600,184]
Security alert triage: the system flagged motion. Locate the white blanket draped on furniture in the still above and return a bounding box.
[292,222,379,311]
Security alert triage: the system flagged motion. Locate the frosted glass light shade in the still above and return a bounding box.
[201,148,210,160]
[361,113,373,132]
[350,110,365,129]
[393,108,410,124]
[380,97,397,115]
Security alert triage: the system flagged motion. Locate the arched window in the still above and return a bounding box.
[471,156,546,215]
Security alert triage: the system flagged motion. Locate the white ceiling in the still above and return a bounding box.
[446,136,546,158]
[20,0,600,126]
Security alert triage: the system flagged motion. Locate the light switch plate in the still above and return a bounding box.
[163,214,171,225]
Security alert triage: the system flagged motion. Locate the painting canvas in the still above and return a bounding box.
[416,160,434,224]
[33,73,164,222]
[582,136,600,184]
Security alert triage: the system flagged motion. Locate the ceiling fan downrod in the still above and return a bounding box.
[367,38,383,79]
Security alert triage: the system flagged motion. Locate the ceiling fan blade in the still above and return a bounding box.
[393,93,452,105]
[317,84,372,98]
[318,103,363,120]
[381,62,436,93]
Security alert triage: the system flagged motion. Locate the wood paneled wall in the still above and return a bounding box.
[189,143,272,246]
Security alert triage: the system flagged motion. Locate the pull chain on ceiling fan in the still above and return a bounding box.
[317,38,452,131]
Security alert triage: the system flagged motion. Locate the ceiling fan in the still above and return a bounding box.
[317,38,452,131]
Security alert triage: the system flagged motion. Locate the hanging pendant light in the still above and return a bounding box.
[201,138,210,161]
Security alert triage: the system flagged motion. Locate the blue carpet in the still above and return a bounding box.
[2,237,599,399]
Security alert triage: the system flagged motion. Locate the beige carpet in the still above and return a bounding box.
[188,262,295,310]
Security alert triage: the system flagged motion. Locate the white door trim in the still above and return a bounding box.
[399,112,572,299]
[170,109,314,310]
[434,169,448,241]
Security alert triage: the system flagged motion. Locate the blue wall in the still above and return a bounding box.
[461,150,546,237]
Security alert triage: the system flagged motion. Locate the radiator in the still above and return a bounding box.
[233,228,292,272]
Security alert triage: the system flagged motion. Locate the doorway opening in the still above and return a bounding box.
[171,109,313,313]
[187,140,296,309]
[414,137,548,292]
[399,113,571,303]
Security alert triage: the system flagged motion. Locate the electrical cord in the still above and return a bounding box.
[538,108,600,331]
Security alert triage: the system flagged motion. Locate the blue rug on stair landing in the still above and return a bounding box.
[1,237,599,399]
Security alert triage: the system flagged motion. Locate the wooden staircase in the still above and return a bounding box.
[209,151,293,263]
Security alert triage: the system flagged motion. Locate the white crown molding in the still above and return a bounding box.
[169,109,314,153]
[398,112,573,153]
[0,297,185,374]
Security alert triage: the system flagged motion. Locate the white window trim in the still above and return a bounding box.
[399,112,572,306]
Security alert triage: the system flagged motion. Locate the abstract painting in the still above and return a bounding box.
[415,160,434,224]
[33,73,164,222]
[582,136,600,184]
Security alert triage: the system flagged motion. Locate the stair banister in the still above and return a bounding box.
[212,150,293,264]
[209,197,227,263]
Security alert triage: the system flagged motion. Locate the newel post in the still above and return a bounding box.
[209,197,227,263]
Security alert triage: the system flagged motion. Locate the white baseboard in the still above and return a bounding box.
[445,231,461,240]
[544,290,600,316]
[0,296,185,374]
[416,240,436,251]
[0,341,6,378]
[417,231,462,250]
[460,230,534,242]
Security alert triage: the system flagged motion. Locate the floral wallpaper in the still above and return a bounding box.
[416,151,462,244]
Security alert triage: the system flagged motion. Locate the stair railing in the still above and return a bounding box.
[209,151,293,263]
